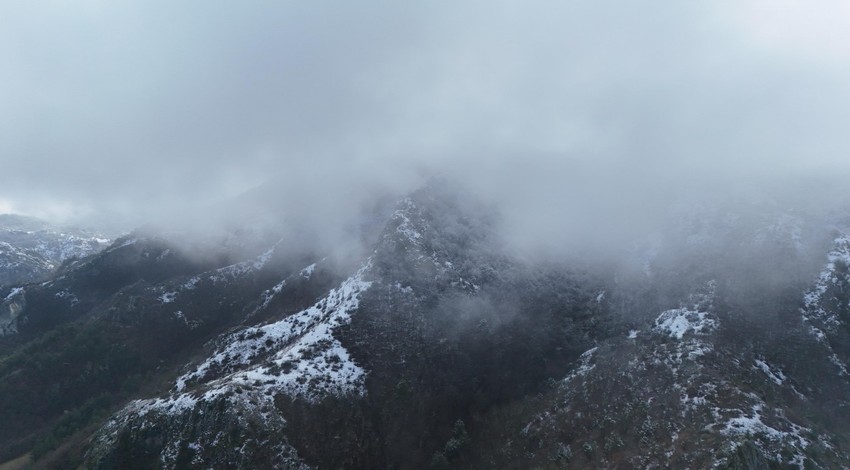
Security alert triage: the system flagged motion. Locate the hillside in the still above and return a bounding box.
[0,188,849,469]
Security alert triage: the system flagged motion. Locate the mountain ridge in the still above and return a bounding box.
[1,188,849,468]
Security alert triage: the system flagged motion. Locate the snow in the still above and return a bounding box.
[394,282,413,294]
[654,308,718,340]
[4,287,23,301]
[253,279,287,314]
[115,238,138,250]
[183,277,200,290]
[172,310,196,328]
[392,199,424,244]
[300,263,316,279]
[721,403,811,465]
[562,347,597,384]
[753,359,786,385]
[55,290,79,306]
[208,246,275,282]
[174,259,374,402]
[802,234,850,334]
[158,243,285,305]
[801,235,850,376]
[829,353,849,376]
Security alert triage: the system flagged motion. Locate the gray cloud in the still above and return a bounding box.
[2,1,850,249]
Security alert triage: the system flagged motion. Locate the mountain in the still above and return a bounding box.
[1,187,849,469]
[0,214,112,288]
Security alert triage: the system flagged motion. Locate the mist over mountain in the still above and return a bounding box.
[3,1,850,469]
[3,0,850,231]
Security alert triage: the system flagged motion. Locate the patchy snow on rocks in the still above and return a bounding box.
[253,279,287,315]
[802,235,850,332]
[206,245,277,283]
[719,402,812,467]
[55,289,79,306]
[4,287,23,302]
[392,198,424,244]
[300,263,316,279]
[801,234,850,376]
[152,243,283,306]
[175,259,374,401]
[753,359,786,385]
[561,347,597,385]
[654,308,718,340]
[90,386,308,470]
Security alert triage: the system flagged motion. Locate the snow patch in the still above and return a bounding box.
[253,280,287,315]
[300,263,316,279]
[802,234,850,334]
[721,403,811,465]
[208,246,276,282]
[4,287,23,301]
[183,276,200,290]
[394,282,413,294]
[654,308,718,340]
[753,359,786,385]
[55,289,79,306]
[175,259,374,402]
[562,347,597,384]
[392,198,424,244]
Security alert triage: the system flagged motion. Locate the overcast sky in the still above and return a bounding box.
[2,0,850,236]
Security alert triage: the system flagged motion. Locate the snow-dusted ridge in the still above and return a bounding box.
[152,242,282,307]
[90,258,375,467]
[115,258,374,428]
[177,258,372,400]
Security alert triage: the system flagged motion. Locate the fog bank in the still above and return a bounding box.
[3,0,850,256]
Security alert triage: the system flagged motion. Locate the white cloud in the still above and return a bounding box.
[1,0,849,245]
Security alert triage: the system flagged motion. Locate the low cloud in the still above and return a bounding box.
[3,1,850,254]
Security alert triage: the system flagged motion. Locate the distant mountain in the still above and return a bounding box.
[0,187,849,469]
[0,214,112,287]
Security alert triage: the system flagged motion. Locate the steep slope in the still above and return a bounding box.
[466,213,850,469]
[4,189,850,469]
[83,189,614,469]
[480,281,850,468]
[0,232,332,466]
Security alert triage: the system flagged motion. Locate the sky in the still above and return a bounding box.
[2,1,850,241]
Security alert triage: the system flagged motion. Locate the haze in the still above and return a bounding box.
[2,0,850,252]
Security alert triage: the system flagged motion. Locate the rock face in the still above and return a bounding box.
[1,188,850,469]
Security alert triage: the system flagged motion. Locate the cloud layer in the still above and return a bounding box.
[2,1,850,244]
